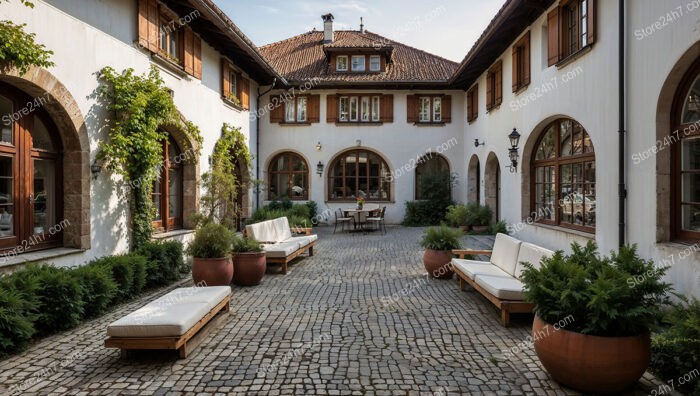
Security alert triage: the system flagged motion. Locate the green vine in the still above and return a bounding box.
[194,124,252,229]
[97,66,202,249]
[0,11,54,74]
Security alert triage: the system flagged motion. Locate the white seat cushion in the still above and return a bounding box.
[474,275,526,301]
[246,221,276,243]
[106,287,231,337]
[489,233,522,276]
[287,235,317,247]
[263,241,301,258]
[452,259,511,280]
[275,217,293,241]
[514,243,555,278]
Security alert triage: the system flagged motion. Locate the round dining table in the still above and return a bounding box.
[343,208,380,231]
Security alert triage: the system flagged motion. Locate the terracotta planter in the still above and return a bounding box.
[472,225,489,233]
[232,252,267,286]
[532,315,650,394]
[192,257,233,286]
[423,249,454,279]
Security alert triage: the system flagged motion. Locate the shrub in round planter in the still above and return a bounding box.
[445,204,469,230]
[231,237,266,286]
[186,223,233,286]
[520,242,673,394]
[419,225,462,279]
[468,204,492,234]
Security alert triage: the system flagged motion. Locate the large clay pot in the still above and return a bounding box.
[532,315,651,394]
[472,225,489,234]
[192,257,233,286]
[423,249,454,279]
[232,252,267,286]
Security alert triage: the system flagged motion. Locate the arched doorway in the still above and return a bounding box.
[467,154,480,204]
[415,154,450,200]
[485,152,500,222]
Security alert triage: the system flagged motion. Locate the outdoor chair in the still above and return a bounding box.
[334,208,353,233]
[367,207,387,234]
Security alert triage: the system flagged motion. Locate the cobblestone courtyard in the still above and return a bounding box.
[0,227,665,395]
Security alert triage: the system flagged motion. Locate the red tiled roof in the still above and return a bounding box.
[259,30,458,85]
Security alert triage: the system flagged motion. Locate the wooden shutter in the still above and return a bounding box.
[513,32,531,91]
[308,95,320,123]
[494,62,503,107]
[380,94,394,123]
[441,95,452,123]
[193,36,202,79]
[523,32,531,86]
[467,90,473,122]
[587,0,596,45]
[147,0,159,52]
[512,45,519,92]
[183,28,195,75]
[486,75,493,111]
[270,95,284,123]
[222,60,230,99]
[473,85,478,120]
[239,77,250,110]
[326,95,338,123]
[407,95,419,123]
[548,7,560,66]
[137,0,150,49]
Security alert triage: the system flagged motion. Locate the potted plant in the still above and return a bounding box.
[186,223,234,286]
[445,204,469,231]
[471,204,493,234]
[520,242,673,394]
[356,197,365,210]
[231,236,266,286]
[419,225,462,279]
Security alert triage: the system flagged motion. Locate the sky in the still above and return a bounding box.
[213,0,504,63]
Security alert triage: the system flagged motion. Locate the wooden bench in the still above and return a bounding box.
[451,234,554,326]
[245,217,317,274]
[105,286,231,359]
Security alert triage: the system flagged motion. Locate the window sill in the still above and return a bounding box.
[335,121,384,126]
[555,45,593,69]
[513,84,530,96]
[222,98,245,111]
[279,122,312,126]
[486,104,501,113]
[529,222,595,239]
[0,247,84,271]
[152,229,195,240]
[467,117,478,124]
[151,53,189,79]
[413,122,446,127]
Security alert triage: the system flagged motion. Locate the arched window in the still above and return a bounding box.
[268,152,308,200]
[328,149,391,201]
[531,118,595,232]
[0,87,63,252]
[415,155,450,200]
[672,62,700,241]
[152,136,183,232]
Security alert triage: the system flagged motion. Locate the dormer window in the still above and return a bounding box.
[370,55,381,72]
[336,55,348,72]
[351,55,366,72]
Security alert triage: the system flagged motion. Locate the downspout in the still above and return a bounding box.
[256,78,277,209]
[618,0,627,247]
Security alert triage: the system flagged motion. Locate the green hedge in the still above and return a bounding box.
[248,200,318,228]
[0,240,186,358]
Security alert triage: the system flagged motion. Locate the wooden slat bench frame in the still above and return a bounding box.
[452,249,534,327]
[105,294,231,359]
[261,227,315,275]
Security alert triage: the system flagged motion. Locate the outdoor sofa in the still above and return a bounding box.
[245,217,317,274]
[452,233,554,326]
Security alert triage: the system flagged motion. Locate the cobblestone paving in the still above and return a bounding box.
[0,227,668,395]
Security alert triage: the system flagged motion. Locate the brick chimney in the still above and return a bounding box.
[322,13,334,43]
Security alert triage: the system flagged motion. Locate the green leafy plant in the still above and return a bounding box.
[232,237,264,254]
[0,271,38,356]
[71,265,117,319]
[23,265,84,336]
[419,225,463,251]
[403,173,455,226]
[91,254,148,302]
[137,240,185,287]
[0,18,54,74]
[489,220,509,235]
[248,202,314,228]
[520,241,673,337]
[464,203,492,227]
[445,204,469,227]
[97,66,202,249]
[186,223,233,259]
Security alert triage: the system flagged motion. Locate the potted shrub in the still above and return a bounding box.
[231,237,266,286]
[419,225,462,279]
[471,205,493,233]
[445,204,469,231]
[186,223,233,286]
[520,242,673,394]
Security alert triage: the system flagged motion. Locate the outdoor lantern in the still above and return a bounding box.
[508,128,521,148]
[474,139,485,148]
[316,161,324,177]
[315,142,322,151]
[91,159,103,178]
[507,128,521,173]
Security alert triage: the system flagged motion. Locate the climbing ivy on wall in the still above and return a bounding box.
[0,1,54,74]
[97,66,202,250]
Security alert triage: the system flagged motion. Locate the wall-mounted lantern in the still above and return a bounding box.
[474,139,485,148]
[507,128,521,173]
[91,159,103,179]
[316,161,324,177]
[315,142,322,151]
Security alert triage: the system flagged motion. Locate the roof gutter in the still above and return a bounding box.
[256,79,277,209]
[618,0,627,247]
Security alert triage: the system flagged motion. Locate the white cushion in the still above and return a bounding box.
[514,243,555,278]
[246,221,276,243]
[263,241,301,258]
[452,259,511,280]
[106,287,231,338]
[474,275,526,301]
[490,233,522,276]
[287,235,317,248]
[275,217,293,241]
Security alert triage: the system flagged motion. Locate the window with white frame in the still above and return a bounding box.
[296,97,307,122]
[351,55,365,72]
[369,55,381,72]
[336,56,348,72]
[339,97,349,121]
[433,97,442,122]
[372,96,380,122]
[361,97,370,122]
[285,100,295,122]
[284,97,308,123]
[349,97,359,121]
[419,97,431,122]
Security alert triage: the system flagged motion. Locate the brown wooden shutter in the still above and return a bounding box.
[473,85,478,120]
[147,0,159,52]
[494,62,503,106]
[270,95,284,123]
[548,7,560,66]
[441,95,451,123]
[239,77,250,110]
[380,94,394,123]
[512,45,519,92]
[407,95,419,123]
[523,32,531,86]
[222,60,230,99]
[183,28,194,75]
[467,89,473,122]
[308,95,320,123]
[326,95,338,123]
[587,0,596,45]
[193,36,202,79]
[137,0,150,49]
[486,75,493,111]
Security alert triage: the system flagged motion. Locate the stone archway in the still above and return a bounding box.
[467,154,480,204]
[485,152,501,222]
[0,66,90,249]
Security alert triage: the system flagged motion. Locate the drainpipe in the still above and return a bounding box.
[256,78,277,209]
[618,0,627,247]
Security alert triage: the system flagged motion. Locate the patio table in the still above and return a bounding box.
[344,208,380,231]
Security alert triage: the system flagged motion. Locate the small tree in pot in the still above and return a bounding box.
[419,225,462,279]
[520,241,673,394]
[470,204,493,234]
[231,237,266,286]
[445,204,470,231]
[186,223,233,286]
